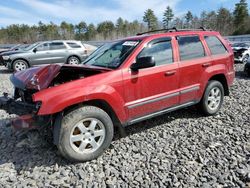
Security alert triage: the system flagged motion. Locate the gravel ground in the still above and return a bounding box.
[0,64,249,188]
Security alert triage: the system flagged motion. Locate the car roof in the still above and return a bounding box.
[123,30,220,41]
[39,40,82,43]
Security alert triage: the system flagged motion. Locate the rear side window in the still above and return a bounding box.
[204,36,228,55]
[177,35,205,61]
[67,42,82,49]
[138,39,173,66]
[50,42,66,50]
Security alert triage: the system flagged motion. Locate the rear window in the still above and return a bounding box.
[177,35,205,61]
[67,42,82,49]
[50,42,66,50]
[205,36,228,55]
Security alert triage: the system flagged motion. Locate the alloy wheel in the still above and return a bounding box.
[70,118,106,154]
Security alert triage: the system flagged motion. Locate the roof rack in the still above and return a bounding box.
[136,27,210,36]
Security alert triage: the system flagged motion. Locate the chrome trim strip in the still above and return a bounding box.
[180,86,200,94]
[126,101,197,126]
[127,92,179,109]
[127,86,200,109]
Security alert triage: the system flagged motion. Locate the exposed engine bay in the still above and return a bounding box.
[0,64,110,116]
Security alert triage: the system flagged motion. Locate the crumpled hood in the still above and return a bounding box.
[10,64,62,90]
[10,64,111,91]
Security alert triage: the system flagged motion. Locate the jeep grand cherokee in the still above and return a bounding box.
[0,28,235,162]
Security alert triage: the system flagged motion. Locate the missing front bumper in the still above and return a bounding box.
[11,114,51,130]
[0,93,51,130]
[0,93,38,116]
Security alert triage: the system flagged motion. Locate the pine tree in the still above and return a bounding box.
[185,11,193,28]
[163,6,174,28]
[143,9,158,31]
[233,0,249,34]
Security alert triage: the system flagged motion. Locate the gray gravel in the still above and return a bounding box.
[0,64,250,188]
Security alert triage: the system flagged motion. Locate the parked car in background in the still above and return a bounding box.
[2,40,97,71]
[0,28,234,162]
[244,59,250,76]
[232,42,250,63]
[0,44,30,65]
[0,44,29,54]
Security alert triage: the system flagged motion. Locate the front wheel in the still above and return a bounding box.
[57,106,114,162]
[199,80,224,116]
[13,59,29,72]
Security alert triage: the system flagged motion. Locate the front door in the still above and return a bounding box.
[29,42,51,65]
[123,37,180,121]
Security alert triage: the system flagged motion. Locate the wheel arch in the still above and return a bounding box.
[208,74,229,96]
[63,99,122,126]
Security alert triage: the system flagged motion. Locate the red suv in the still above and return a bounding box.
[0,28,235,162]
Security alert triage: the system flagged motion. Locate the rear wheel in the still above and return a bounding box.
[13,59,29,72]
[242,54,249,64]
[57,106,114,162]
[199,81,224,116]
[67,56,80,65]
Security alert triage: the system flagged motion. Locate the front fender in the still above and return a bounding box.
[33,84,127,123]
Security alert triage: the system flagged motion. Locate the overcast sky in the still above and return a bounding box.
[0,0,248,27]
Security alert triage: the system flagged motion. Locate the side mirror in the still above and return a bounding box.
[33,48,37,53]
[130,56,155,71]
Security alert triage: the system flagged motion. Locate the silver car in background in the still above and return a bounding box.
[2,40,97,71]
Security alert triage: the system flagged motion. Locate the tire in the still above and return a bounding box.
[57,106,114,162]
[199,80,224,116]
[67,56,80,65]
[242,54,249,64]
[12,59,29,72]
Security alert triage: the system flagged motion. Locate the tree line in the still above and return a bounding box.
[0,0,249,44]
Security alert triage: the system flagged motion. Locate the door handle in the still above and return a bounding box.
[202,62,211,67]
[165,70,176,76]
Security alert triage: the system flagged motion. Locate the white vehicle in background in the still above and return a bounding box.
[232,43,250,63]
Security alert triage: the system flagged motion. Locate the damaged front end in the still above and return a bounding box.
[0,64,62,130]
[0,92,51,130]
[0,64,109,130]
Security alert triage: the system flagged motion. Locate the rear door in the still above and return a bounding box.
[123,37,180,121]
[176,35,210,104]
[49,42,68,63]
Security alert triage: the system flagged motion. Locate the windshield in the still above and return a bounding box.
[24,42,40,51]
[83,40,141,69]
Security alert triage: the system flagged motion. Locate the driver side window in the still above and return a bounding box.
[137,38,173,66]
[36,43,50,51]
